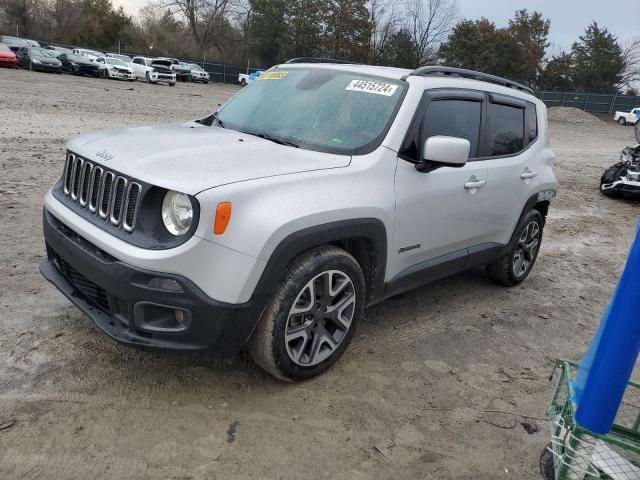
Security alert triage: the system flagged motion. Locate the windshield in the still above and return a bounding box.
[217,68,406,154]
[190,64,204,72]
[0,44,9,52]
[66,54,85,62]
[106,58,127,66]
[30,48,53,57]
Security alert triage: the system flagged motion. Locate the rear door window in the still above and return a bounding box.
[526,103,538,143]
[485,103,525,156]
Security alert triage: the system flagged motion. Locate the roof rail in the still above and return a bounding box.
[285,57,356,65]
[409,66,534,95]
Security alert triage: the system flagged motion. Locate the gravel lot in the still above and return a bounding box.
[1,69,639,480]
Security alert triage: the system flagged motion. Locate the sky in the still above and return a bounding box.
[115,0,639,54]
[456,0,639,54]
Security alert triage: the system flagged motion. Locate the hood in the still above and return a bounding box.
[67,122,351,195]
[0,51,16,59]
[36,55,60,65]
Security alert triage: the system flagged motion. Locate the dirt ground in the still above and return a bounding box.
[1,68,639,480]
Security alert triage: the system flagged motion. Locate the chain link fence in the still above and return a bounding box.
[535,91,640,114]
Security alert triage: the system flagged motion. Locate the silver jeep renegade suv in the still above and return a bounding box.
[40,61,558,380]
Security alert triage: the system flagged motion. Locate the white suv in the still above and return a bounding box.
[40,61,557,380]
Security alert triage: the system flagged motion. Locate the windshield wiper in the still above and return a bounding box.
[250,132,299,148]
[212,111,225,128]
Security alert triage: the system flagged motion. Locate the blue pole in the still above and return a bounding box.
[575,222,640,434]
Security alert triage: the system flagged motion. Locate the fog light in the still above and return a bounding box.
[147,277,183,292]
[174,309,186,326]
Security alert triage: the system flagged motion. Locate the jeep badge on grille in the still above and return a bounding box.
[96,149,114,161]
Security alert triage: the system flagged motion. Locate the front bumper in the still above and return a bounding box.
[41,209,264,356]
[107,69,135,80]
[601,176,640,197]
[33,63,61,72]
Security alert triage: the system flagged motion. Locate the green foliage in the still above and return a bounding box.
[539,52,574,91]
[571,22,624,93]
[376,28,416,68]
[247,0,371,65]
[439,10,549,86]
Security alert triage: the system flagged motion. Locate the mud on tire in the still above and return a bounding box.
[248,246,365,381]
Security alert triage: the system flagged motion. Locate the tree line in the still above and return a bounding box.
[1,0,638,94]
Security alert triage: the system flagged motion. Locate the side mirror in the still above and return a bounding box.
[416,136,470,173]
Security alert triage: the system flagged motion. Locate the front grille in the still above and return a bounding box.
[63,152,142,232]
[55,253,109,311]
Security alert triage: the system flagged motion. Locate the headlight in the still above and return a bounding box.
[161,191,193,236]
[32,58,41,64]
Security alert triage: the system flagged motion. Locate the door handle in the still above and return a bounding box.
[464,179,486,190]
[520,170,538,179]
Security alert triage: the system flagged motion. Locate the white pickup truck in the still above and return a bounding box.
[614,108,640,125]
[238,70,263,86]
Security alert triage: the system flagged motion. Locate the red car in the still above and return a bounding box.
[0,43,18,67]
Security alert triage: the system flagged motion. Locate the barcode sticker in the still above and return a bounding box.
[346,79,398,96]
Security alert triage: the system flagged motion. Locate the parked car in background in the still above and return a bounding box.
[105,53,132,63]
[25,39,41,47]
[183,63,209,83]
[58,53,100,77]
[72,48,103,62]
[153,57,191,81]
[0,44,19,67]
[95,56,135,81]
[44,45,73,57]
[130,56,176,85]
[0,35,28,52]
[614,108,640,126]
[16,47,62,72]
[238,70,263,86]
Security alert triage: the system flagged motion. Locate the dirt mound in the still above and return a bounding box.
[548,107,601,123]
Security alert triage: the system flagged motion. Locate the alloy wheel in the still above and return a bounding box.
[285,270,356,366]
[512,220,540,278]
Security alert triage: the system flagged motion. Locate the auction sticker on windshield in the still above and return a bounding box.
[346,79,398,96]
[259,71,288,80]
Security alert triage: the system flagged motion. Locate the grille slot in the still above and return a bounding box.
[109,176,128,225]
[123,182,141,232]
[63,153,75,194]
[70,157,84,201]
[78,162,93,207]
[88,166,103,212]
[60,152,142,233]
[98,172,115,219]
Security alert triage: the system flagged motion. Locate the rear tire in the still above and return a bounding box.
[487,209,544,286]
[170,82,175,87]
[240,78,247,87]
[618,117,627,125]
[249,246,365,381]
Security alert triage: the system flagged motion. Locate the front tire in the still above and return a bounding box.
[249,246,365,381]
[487,209,544,286]
[618,117,627,126]
[145,72,151,83]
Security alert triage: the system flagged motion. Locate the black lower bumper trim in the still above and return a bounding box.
[41,209,265,357]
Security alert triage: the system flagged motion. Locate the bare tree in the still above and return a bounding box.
[368,0,400,64]
[619,38,640,92]
[404,0,457,67]
[160,0,238,55]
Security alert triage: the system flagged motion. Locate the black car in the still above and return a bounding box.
[155,57,191,81]
[58,53,100,77]
[16,47,62,72]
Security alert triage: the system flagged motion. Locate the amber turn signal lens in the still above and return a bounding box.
[214,202,232,235]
